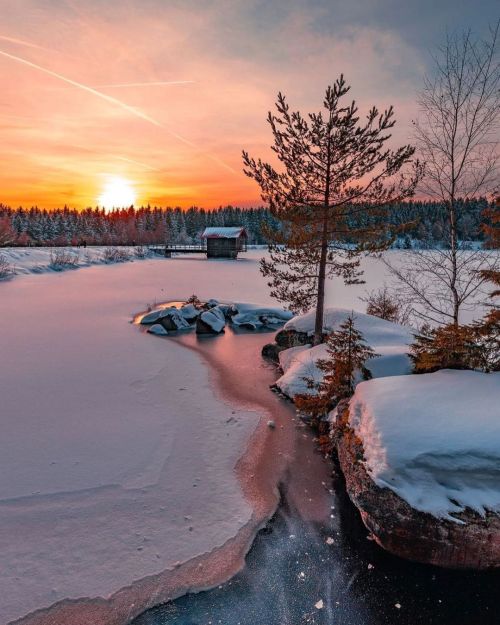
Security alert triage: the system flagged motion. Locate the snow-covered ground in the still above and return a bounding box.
[276,309,414,398]
[0,248,494,623]
[349,370,500,520]
[0,245,147,276]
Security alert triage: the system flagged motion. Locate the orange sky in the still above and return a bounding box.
[0,1,495,209]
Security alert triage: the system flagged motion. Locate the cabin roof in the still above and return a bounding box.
[201,226,247,239]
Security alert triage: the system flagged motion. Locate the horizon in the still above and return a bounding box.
[1,1,498,209]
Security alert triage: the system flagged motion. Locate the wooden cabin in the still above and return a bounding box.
[201,227,248,259]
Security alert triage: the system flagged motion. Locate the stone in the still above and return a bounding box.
[333,402,500,570]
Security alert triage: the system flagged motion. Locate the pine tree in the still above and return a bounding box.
[243,76,421,345]
[410,324,478,373]
[295,314,377,420]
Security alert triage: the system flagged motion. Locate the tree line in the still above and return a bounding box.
[0,198,496,248]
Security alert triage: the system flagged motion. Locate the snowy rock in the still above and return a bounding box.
[274,308,413,398]
[230,303,293,330]
[140,307,176,324]
[157,309,191,332]
[205,298,219,309]
[147,324,168,336]
[179,303,201,323]
[334,371,500,569]
[196,307,226,334]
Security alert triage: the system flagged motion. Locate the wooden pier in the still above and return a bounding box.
[149,244,207,258]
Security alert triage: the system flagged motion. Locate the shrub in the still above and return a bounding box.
[134,245,149,259]
[410,322,499,374]
[102,247,130,263]
[184,294,202,308]
[362,286,412,325]
[49,249,80,270]
[0,253,13,280]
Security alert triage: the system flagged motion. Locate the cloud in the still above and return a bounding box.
[0,0,496,208]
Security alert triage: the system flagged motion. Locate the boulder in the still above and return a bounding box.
[147,324,168,336]
[179,303,201,324]
[196,307,226,335]
[274,328,311,349]
[140,307,176,325]
[157,310,191,332]
[333,403,500,570]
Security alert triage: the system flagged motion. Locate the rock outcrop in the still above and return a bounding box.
[332,402,500,570]
[261,328,310,362]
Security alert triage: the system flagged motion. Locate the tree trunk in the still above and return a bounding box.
[449,193,460,326]
[313,121,333,346]
[314,211,329,345]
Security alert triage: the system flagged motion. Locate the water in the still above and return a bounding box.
[133,321,500,625]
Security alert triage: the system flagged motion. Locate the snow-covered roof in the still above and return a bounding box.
[201,227,247,239]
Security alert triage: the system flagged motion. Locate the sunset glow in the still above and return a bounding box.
[98,176,136,210]
[0,1,495,209]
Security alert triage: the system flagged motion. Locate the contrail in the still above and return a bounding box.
[115,156,160,171]
[0,49,162,127]
[0,35,46,50]
[50,80,195,91]
[0,48,237,174]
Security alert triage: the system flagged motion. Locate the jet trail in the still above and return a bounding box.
[50,80,195,91]
[0,49,162,127]
[0,49,236,174]
[0,35,46,50]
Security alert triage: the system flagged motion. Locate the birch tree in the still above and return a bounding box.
[386,24,500,326]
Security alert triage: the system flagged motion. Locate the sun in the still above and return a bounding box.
[98,176,136,210]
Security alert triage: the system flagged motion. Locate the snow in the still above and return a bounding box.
[276,309,413,397]
[147,323,168,335]
[199,306,226,332]
[0,247,492,622]
[0,256,270,624]
[231,302,293,329]
[201,227,246,238]
[349,370,500,520]
[0,245,147,277]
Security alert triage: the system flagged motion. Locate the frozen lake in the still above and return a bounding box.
[133,325,500,625]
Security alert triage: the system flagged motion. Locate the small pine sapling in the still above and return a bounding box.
[184,294,202,308]
[296,314,377,421]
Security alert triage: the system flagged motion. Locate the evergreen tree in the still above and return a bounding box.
[295,314,377,420]
[410,324,478,373]
[243,76,421,345]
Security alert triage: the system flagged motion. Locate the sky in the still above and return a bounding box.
[0,0,497,209]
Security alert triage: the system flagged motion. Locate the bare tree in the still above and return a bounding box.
[386,24,500,326]
[243,76,421,345]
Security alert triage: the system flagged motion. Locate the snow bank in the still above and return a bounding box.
[1,246,148,277]
[230,303,293,329]
[349,370,500,520]
[276,309,413,397]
